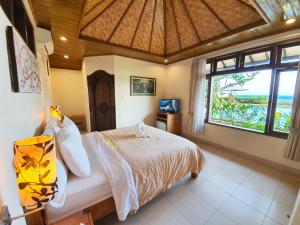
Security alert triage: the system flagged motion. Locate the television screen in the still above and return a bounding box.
[160,99,180,113]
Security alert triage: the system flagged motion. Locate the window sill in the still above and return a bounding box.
[204,121,288,139]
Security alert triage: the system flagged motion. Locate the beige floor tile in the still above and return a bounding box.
[262,217,282,225]
[219,197,265,225]
[232,185,273,214]
[205,212,237,225]
[267,201,293,225]
[243,172,281,198]
[252,164,284,180]
[141,198,191,225]
[216,164,251,183]
[199,166,215,179]
[172,191,216,225]
[274,181,299,208]
[207,172,240,194]
[165,181,194,204]
[190,179,230,209]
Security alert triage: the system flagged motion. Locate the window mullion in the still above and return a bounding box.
[265,68,277,135]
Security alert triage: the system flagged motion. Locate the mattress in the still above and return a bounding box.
[45,135,112,224]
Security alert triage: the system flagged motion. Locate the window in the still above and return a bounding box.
[244,51,271,67]
[272,70,298,133]
[281,45,300,64]
[209,70,272,132]
[205,41,299,138]
[216,57,236,72]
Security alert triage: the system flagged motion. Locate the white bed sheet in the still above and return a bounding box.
[45,135,112,224]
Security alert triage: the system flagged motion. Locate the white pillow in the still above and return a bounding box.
[43,118,59,137]
[43,118,69,207]
[56,122,91,177]
[62,116,77,128]
[49,154,68,208]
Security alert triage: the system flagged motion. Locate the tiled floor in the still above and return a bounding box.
[95,143,300,225]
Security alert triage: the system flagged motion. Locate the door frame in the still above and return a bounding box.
[87,70,116,131]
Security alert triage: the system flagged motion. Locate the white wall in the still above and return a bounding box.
[51,69,85,116]
[82,55,166,131]
[0,2,52,224]
[165,58,300,171]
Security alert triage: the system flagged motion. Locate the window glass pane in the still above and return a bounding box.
[209,70,272,132]
[281,45,300,64]
[244,51,271,67]
[273,70,297,133]
[216,58,236,72]
[206,63,211,74]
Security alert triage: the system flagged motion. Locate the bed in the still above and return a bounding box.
[44,125,205,224]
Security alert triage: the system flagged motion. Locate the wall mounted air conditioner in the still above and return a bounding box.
[36,27,54,55]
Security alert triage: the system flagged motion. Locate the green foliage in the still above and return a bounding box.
[210,72,292,133]
[210,72,266,132]
[274,111,291,132]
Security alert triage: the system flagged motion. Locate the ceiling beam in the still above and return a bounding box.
[84,0,105,16]
[163,0,167,56]
[77,0,88,37]
[236,0,256,12]
[170,0,182,50]
[148,0,157,52]
[200,0,231,31]
[249,0,272,24]
[108,0,135,41]
[130,0,147,47]
[180,0,201,42]
[80,0,116,31]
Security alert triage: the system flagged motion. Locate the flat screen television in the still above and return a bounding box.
[160,99,180,113]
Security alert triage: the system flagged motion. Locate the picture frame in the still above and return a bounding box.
[130,76,156,96]
[6,26,41,93]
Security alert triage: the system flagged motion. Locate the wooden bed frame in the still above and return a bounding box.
[25,172,198,225]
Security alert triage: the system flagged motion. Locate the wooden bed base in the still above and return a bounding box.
[26,172,197,225]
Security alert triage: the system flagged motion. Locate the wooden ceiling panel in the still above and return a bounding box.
[85,0,103,13]
[166,0,180,54]
[110,0,146,47]
[49,54,83,70]
[183,0,227,41]
[149,0,165,55]
[204,0,262,30]
[172,0,199,49]
[30,0,300,70]
[131,0,155,52]
[81,0,132,41]
[81,0,115,29]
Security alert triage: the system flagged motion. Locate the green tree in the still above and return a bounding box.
[211,72,267,131]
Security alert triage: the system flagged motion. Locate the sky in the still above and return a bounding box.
[217,69,297,96]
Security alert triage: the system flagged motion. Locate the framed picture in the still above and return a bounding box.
[130,76,156,96]
[6,26,41,93]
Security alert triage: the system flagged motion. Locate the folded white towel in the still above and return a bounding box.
[136,122,150,138]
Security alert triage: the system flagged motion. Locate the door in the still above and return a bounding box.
[88,70,116,131]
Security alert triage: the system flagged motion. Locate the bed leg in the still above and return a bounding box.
[191,172,198,179]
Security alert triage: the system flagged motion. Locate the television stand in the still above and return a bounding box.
[156,112,181,135]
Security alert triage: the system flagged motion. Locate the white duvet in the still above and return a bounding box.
[84,132,139,221]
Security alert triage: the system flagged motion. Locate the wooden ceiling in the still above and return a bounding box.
[29,0,300,70]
